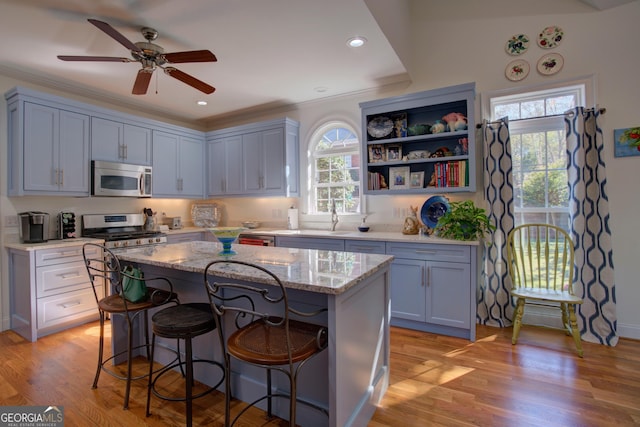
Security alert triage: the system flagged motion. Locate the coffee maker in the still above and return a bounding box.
[18,211,50,243]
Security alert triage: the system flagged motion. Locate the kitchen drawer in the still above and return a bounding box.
[344,239,386,254]
[35,244,101,266]
[385,242,470,263]
[276,236,345,251]
[36,259,92,298]
[37,286,101,331]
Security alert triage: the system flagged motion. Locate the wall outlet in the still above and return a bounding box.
[4,215,19,228]
[272,209,283,218]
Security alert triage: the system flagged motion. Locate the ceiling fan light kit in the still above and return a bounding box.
[57,18,217,96]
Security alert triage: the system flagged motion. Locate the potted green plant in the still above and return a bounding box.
[435,200,495,241]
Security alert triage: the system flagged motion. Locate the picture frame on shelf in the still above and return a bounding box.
[385,144,402,162]
[368,144,386,163]
[389,166,410,190]
[410,171,425,188]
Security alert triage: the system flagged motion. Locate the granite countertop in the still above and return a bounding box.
[115,241,394,296]
[237,228,480,246]
[5,237,104,251]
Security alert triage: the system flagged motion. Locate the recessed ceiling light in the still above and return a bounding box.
[314,86,329,93]
[196,100,208,106]
[347,36,367,48]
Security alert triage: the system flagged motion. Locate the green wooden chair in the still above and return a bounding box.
[506,223,583,357]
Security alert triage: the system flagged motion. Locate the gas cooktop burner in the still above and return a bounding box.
[82,213,168,248]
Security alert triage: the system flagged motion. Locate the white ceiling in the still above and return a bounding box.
[0,0,634,127]
[0,0,409,125]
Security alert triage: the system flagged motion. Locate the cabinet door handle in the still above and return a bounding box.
[60,301,81,309]
[59,169,64,186]
[421,265,426,287]
[415,250,437,255]
[58,271,82,279]
[123,144,128,159]
[426,265,431,287]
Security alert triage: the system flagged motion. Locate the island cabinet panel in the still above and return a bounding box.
[11,101,90,196]
[386,241,476,340]
[8,243,103,342]
[166,232,206,243]
[206,117,299,198]
[91,117,151,165]
[360,82,476,195]
[152,130,204,198]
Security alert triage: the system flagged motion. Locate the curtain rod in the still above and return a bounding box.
[476,107,607,129]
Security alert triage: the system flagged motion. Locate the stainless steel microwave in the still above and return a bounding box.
[91,160,152,197]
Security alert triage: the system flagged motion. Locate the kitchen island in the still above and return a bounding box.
[115,241,393,427]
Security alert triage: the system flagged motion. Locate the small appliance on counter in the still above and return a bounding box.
[57,212,76,239]
[18,211,50,243]
[163,216,182,230]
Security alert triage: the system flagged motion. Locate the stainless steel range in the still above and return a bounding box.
[82,213,167,249]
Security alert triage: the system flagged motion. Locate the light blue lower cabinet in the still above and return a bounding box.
[386,242,476,341]
[271,234,477,340]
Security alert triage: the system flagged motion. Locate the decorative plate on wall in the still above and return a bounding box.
[537,26,564,49]
[505,59,530,81]
[505,34,530,56]
[537,53,564,75]
[367,116,394,138]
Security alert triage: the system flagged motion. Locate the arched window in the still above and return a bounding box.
[309,122,361,214]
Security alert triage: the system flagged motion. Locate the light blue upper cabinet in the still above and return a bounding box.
[152,130,204,198]
[91,117,151,165]
[206,118,299,198]
[10,100,90,196]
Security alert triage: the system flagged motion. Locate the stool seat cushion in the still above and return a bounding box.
[98,287,178,313]
[151,303,216,338]
[227,317,327,366]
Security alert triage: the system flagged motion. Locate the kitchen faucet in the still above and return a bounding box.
[330,200,339,231]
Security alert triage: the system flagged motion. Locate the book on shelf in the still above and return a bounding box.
[433,160,469,188]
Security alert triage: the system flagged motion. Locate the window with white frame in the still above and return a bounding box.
[489,82,588,230]
[309,122,361,214]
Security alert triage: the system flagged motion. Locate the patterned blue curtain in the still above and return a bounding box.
[565,107,618,346]
[478,118,515,327]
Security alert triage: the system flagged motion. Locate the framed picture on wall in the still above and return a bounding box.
[614,127,640,157]
[389,166,410,190]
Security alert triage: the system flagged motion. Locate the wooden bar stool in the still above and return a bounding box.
[145,302,225,427]
[204,259,329,426]
[82,243,180,410]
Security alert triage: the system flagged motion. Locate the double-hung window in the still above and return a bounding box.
[489,82,588,229]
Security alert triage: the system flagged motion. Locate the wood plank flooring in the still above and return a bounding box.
[1,321,639,426]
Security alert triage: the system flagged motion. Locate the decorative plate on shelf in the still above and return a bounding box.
[505,59,530,82]
[537,25,563,49]
[505,34,530,56]
[537,53,564,75]
[367,116,393,138]
[420,196,450,229]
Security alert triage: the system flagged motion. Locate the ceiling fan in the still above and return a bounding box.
[58,18,217,95]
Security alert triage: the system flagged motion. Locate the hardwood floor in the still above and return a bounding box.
[1,322,639,426]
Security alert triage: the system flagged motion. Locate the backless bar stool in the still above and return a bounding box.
[145,302,225,427]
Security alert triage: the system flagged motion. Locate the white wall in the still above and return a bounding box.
[1,1,639,339]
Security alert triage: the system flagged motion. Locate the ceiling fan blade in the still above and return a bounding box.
[57,55,132,62]
[88,18,142,53]
[132,69,154,95]
[163,50,217,63]
[164,67,215,94]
